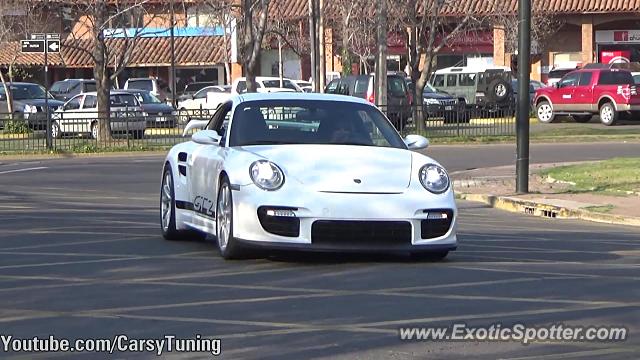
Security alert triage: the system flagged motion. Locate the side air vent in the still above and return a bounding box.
[178,152,188,162]
[178,165,187,176]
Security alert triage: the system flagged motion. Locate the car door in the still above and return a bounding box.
[59,95,84,133]
[553,72,580,111]
[572,72,594,111]
[188,102,233,229]
[78,95,98,133]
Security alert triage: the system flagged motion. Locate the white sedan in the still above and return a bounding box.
[160,93,457,260]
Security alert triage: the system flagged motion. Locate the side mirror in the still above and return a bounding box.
[404,134,429,150]
[554,82,560,88]
[182,119,209,136]
[191,129,221,145]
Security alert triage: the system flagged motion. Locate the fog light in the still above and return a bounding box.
[266,209,296,217]
[425,211,449,220]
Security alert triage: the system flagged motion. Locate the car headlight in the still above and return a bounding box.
[23,104,38,113]
[424,98,440,105]
[419,164,450,194]
[250,160,284,191]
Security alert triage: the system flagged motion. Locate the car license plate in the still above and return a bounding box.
[445,106,453,111]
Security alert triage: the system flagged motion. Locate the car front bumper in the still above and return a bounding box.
[228,184,458,252]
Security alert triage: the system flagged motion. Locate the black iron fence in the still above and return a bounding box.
[0,104,517,153]
[376,104,517,138]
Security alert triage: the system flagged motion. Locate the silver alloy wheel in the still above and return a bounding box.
[91,123,98,139]
[600,105,614,125]
[537,103,553,122]
[161,171,173,232]
[496,84,507,97]
[51,123,60,138]
[217,182,231,251]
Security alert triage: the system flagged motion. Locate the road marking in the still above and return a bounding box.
[0,166,48,175]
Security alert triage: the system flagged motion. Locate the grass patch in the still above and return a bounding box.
[583,205,615,214]
[535,126,640,137]
[541,157,640,194]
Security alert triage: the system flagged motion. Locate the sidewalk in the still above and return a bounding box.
[452,162,640,227]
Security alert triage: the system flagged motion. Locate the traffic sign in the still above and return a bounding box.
[21,40,45,53]
[30,33,45,40]
[47,40,60,53]
[46,33,60,40]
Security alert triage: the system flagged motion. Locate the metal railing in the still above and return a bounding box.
[377,104,517,138]
[0,109,216,153]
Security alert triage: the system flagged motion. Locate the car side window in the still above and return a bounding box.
[559,73,579,88]
[51,82,68,93]
[432,75,445,87]
[459,73,476,86]
[446,74,457,87]
[68,82,80,95]
[325,79,339,93]
[578,73,593,86]
[64,96,82,110]
[82,95,97,109]
[194,89,208,99]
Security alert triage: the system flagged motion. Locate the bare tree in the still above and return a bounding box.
[496,12,564,55]
[238,0,270,92]
[0,0,47,114]
[61,0,167,142]
[390,0,480,131]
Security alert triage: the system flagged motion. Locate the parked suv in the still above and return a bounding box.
[324,74,412,129]
[50,79,97,102]
[124,77,171,103]
[0,82,64,130]
[534,68,640,126]
[430,66,514,112]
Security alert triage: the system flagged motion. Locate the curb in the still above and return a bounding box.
[0,151,167,162]
[457,193,640,227]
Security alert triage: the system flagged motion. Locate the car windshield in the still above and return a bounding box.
[0,84,53,100]
[184,83,215,93]
[422,83,437,94]
[110,94,139,107]
[229,100,406,149]
[549,69,574,79]
[127,80,153,91]
[262,80,298,90]
[133,91,162,104]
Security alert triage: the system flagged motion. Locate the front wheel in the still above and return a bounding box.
[536,101,555,123]
[599,103,618,126]
[51,122,62,139]
[131,130,145,139]
[90,122,98,139]
[216,176,244,259]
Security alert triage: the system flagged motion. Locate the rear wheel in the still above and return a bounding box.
[536,101,555,123]
[90,122,98,139]
[572,115,592,123]
[161,164,205,241]
[51,122,62,139]
[599,103,618,126]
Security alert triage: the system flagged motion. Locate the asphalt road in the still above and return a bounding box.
[0,155,638,359]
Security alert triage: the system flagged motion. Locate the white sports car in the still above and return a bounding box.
[160,93,457,260]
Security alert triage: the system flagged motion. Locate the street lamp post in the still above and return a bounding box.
[170,0,176,108]
[516,0,531,194]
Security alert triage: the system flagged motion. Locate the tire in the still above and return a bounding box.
[572,115,592,123]
[487,78,511,103]
[216,175,244,259]
[131,130,145,139]
[51,122,62,139]
[536,101,555,123]
[599,102,618,126]
[410,251,449,262]
[90,122,98,139]
[160,164,205,241]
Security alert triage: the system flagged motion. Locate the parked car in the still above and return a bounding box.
[324,74,412,129]
[233,77,303,93]
[122,89,177,128]
[421,83,468,123]
[52,91,147,139]
[50,79,98,102]
[0,82,64,130]
[177,85,232,123]
[175,81,218,103]
[430,66,514,113]
[547,66,580,87]
[534,68,639,126]
[293,80,313,92]
[123,77,171,103]
[512,79,546,107]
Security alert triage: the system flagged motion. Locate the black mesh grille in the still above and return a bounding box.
[312,221,412,247]
[257,207,300,237]
[421,209,454,239]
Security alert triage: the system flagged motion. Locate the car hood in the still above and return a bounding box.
[13,99,64,108]
[140,103,174,113]
[240,144,412,193]
[423,92,454,100]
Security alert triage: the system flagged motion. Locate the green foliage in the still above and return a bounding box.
[542,158,640,194]
[3,120,31,134]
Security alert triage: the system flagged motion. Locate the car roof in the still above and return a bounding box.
[6,82,41,86]
[235,92,371,105]
[79,91,136,96]
[126,78,155,81]
[434,66,511,74]
[57,79,95,82]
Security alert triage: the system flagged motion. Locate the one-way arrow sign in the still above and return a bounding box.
[47,40,60,53]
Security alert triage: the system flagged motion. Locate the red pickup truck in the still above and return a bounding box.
[534,68,640,126]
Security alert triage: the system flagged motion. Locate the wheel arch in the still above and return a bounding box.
[597,96,617,110]
[535,96,552,108]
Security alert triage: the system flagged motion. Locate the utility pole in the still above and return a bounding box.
[374,0,387,106]
[170,0,177,107]
[318,0,325,92]
[516,0,531,193]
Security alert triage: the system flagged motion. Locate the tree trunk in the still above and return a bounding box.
[0,72,13,114]
[93,0,112,143]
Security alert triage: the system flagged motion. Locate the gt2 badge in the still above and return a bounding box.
[194,196,215,218]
